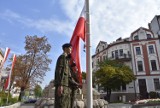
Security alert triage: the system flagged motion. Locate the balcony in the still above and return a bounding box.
[110,53,132,61]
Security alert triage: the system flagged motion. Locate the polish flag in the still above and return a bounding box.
[70,4,86,85]
[0,47,10,68]
[4,54,16,90]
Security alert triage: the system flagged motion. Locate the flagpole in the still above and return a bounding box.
[85,0,92,107]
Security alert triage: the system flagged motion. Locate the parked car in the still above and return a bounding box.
[24,98,37,104]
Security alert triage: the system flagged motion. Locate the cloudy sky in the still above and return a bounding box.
[0,0,160,88]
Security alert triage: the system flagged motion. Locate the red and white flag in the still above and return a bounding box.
[70,4,86,85]
[4,54,16,90]
[0,47,10,69]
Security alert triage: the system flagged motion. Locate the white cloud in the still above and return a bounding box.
[59,0,84,20]
[1,0,160,50]
[0,10,73,37]
[59,0,160,49]
[20,18,73,36]
[0,10,21,24]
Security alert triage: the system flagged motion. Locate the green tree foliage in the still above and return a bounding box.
[95,59,136,102]
[0,91,18,106]
[34,84,42,98]
[13,35,52,101]
[82,72,86,80]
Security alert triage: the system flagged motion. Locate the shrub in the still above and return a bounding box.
[149,91,157,98]
[9,97,18,104]
[0,91,7,106]
[0,91,18,106]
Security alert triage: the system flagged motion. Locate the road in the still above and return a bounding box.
[18,103,35,108]
[108,103,132,108]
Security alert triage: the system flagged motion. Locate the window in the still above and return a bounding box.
[137,61,143,71]
[97,49,99,53]
[122,84,126,91]
[112,51,114,58]
[0,60,2,66]
[103,46,105,49]
[113,85,126,92]
[128,51,131,57]
[103,56,106,61]
[151,60,157,71]
[154,78,160,90]
[119,49,123,56]
[114,86,121,91]
[148,45,154,54]
[134,35,139,40]
[97,59,100,64]
[136,47,141,55]
[92,62,94,68]
[147,34,152,39]
[115,50,118,58]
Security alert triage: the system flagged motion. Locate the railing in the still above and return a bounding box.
[110,53,132,61]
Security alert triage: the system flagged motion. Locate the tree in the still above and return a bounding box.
[82,72,86,80]
[82,71,96,88]
[95,59,136,102]
[13,36,51,101]
[34,84,42,98]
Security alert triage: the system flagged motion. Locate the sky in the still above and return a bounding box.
[0,0,160,89]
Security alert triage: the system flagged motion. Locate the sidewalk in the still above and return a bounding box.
[0,102,21,108]
[108,103,132,108]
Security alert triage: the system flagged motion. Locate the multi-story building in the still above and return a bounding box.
[42,80,54,98]
[0,48,4,91]
[92,15,160,102]
[148,15,160,37]
[0,48,3,65]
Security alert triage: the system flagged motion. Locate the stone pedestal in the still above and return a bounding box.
[39,79,108,108]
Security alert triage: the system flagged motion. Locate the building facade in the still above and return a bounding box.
[0,48,4,91]
[92,15,160,102]
[42,80,54,98]
[0,48,3,66]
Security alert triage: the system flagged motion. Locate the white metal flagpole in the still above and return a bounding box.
[85,0,93,107]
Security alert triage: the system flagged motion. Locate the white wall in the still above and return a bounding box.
[107,43,130,58]
[149,16,159,37]
[155,40,160,70]
[127,81,136,93]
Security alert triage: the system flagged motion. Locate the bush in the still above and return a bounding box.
[0,91,7,106]
[9,97,18,104]
[0,91,18,106]
[149,91,158,98]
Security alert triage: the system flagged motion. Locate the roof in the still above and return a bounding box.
[130,27,153,37]
[96,41,107,50]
